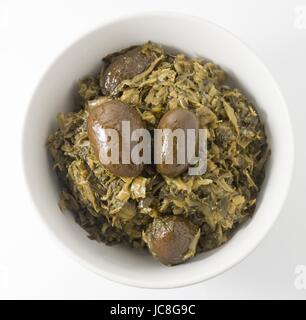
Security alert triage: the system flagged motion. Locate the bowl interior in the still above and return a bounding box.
[23,13,293,288]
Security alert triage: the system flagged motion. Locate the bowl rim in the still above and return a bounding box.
[22,11,295,289]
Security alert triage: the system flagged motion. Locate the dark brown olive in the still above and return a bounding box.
[87,101,145,177]
[156,108,199,177]
[143,216,200,266]
[100,46,154,95]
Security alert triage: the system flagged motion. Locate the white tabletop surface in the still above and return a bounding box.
[0,0,306,300]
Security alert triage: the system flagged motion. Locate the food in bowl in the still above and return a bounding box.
[47,42,269,266]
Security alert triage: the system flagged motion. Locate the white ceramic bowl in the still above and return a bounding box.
[23,12,294,288]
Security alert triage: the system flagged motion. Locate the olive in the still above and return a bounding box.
[100,46,154,95]
[156,108,199,177]
[87,100,145,177]
[143,216,200,266]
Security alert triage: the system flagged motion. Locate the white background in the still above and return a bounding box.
[0,0,305,299]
